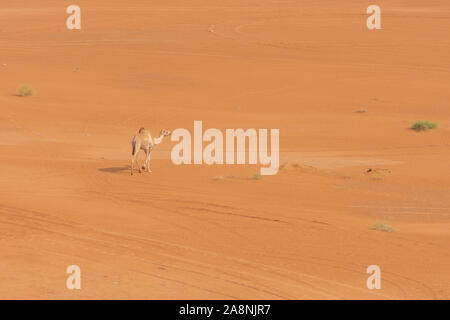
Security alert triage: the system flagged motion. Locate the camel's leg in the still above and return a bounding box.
[131,152,140,175]
[144,147,152,172]
[142,147,149,171]
[131,156,134,176]
[131,146,135,176]
[131,139,142,175]
[136,151,142,173]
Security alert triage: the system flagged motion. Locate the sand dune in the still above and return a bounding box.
[0,0,449,299]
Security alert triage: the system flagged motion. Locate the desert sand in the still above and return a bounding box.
[0,0,449,299]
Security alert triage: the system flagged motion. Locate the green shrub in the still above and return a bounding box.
[411,121,437,131]
[18,85,35,97]
[251,172,262,180]
[371,221,395,232]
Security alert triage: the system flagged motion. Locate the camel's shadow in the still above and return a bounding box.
[98,166,129,173]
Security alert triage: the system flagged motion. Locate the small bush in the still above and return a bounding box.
[251,172,262,180]
[371,221,395,232]
[411,121,437,131]
[18,85,35,97]
[371,172,385,180]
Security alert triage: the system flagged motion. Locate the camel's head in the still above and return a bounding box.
[160,129,171,137]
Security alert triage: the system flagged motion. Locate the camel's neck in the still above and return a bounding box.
[153,134,166,145]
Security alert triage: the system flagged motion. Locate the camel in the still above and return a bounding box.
[131,127,171,175]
